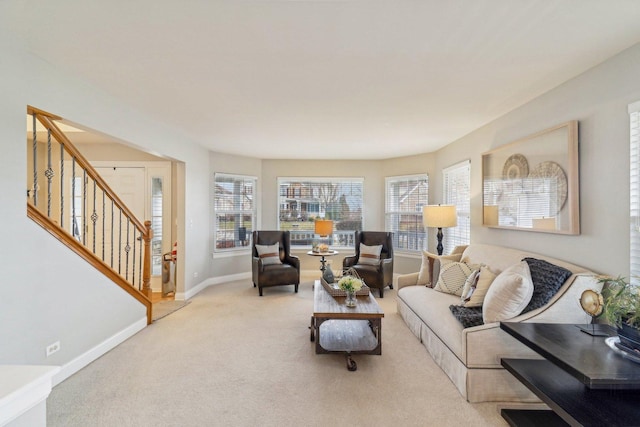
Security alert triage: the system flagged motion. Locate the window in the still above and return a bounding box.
[150,177,163,275]
[443,160,470,254]
[278,178,363,247]
[214,173,256,251]
[630,101,640,285]
[385,174,429,252]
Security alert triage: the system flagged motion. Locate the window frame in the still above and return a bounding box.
[443,160,471,255]
[630,101,640,285]
[213,173,257,253]
[384,173,429,254]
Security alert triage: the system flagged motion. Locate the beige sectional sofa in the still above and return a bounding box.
[396,243,602,403]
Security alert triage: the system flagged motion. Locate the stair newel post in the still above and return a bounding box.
[142,220,153,297]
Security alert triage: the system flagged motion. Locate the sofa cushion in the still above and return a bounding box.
[483,261,534,323]
[464,265,498,308]
[359,243,382,265]
[522,257,573,314]
[398,286,465,359]
[255,242,281,265]
[435,260,477,296]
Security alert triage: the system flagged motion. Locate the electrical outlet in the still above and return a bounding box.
[46,341,60,357]
[193,272,199,278]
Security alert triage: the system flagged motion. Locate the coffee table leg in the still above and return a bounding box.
[346,354,357,371]
[310,316,315,342]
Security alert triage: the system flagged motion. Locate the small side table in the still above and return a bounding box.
[307,250,339,274]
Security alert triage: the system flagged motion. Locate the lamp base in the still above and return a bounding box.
[436,227,444,256]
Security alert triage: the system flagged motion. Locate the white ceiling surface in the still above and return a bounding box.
[5,1,640,160]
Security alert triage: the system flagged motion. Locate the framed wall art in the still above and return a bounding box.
[482,121,579,234]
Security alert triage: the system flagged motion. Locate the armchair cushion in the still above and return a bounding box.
[358,243,383,265]
[255,242,282,265]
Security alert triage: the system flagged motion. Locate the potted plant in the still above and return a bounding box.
[598,276,640,352]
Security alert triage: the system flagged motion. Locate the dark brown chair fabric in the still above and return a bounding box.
[252,230,300,296]
[343,231,394,298]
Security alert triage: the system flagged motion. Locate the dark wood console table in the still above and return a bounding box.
[500,322,640,427]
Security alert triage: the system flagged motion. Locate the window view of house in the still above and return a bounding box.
[385,175,429,252]
[214,174,256,251]
[278,178,363,247]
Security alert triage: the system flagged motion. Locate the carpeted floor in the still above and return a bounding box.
[47,276,508,426]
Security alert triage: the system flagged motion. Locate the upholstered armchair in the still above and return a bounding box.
[343,231,394,298]
[252,230,300,296]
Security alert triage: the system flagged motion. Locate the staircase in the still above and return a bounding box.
[26,106,153,324]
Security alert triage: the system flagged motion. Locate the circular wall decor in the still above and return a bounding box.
[502,154,529,179]
[529,161,568,213]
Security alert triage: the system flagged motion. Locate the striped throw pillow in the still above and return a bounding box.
[359,243,383,265]
[256,242,282,265]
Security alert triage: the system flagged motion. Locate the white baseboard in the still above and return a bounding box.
[176,272,252,300]
[52,317,147,387]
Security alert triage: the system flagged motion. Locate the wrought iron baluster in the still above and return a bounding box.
[91,178,97,253]
[102,191,106,261]
[111,200,114,268]
[132,227,137,287]
[46,129,53,218]
[60,143,64,228]
[72,158,78,240]
[125,218,131,281]
[118,208,122,274]
[32,114,37,206]
[82,169,87,246]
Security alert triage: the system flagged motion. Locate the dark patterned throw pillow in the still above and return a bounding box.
[522,257,572,314]
[449,305,484,328]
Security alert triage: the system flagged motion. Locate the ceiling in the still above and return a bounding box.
[5,0,640,160]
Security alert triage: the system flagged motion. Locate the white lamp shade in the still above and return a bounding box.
[423,205,457,228]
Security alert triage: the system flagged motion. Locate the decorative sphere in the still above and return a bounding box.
[580,289,604,317]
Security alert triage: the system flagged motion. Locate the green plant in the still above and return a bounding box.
[598,276,640,329]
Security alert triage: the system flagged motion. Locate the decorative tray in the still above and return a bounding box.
[320,277,370,297]
[605,336,640,364]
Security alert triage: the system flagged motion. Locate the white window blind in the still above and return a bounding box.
[630,101,640,285]
[278,178,363,247]
[385,174,429,252]
[214,173,256,252]
[443,160,470,254]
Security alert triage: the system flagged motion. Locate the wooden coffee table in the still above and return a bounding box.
[309,279,384,371]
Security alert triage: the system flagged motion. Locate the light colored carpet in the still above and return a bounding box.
[47,276,508,426]
[152,300,191,322]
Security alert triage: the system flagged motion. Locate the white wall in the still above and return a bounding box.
[0,30,210,378]
[436,42,640,277]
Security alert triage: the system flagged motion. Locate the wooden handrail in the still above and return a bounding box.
[27,105,154,324]
[30,109,146,232]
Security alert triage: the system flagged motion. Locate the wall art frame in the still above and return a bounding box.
[482,121,579,234]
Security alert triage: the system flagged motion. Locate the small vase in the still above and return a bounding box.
[345,290,357,308]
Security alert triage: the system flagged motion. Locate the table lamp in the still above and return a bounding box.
[314,219,333,253]
[423,204,457,255]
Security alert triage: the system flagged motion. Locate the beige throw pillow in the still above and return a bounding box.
[460,269,480,302]
[434,260,477,296]
[359,243,383,265]
[463,265,498,308]
[482,261,534,323]
[255,242,281,265]
[416,251,460,286]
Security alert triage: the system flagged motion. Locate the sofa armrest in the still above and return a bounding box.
[397,272,420,290]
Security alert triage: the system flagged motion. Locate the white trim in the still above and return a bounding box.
[214,172,258,181]
[0,365,60,426]
[384,173,429,182]
[178,272,252,300]
[212,249,251,259]
[52,317,147,386]
[443,159,470,174]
